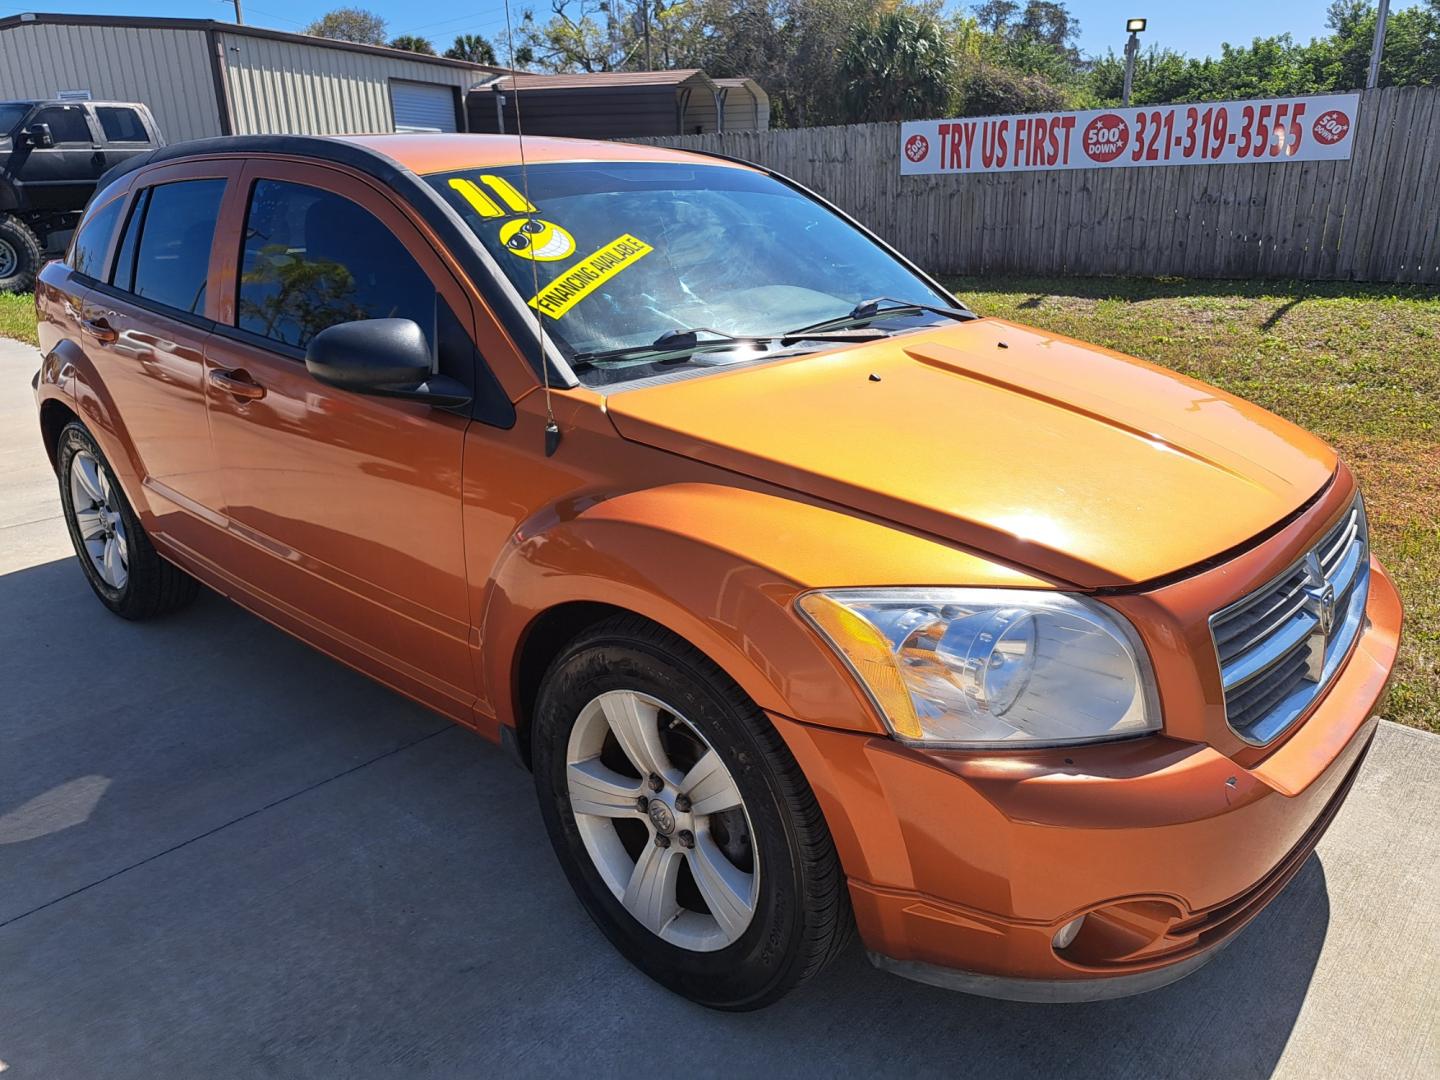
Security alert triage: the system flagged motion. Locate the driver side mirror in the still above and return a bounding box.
[305,318,472,409]
[22,122,54,148]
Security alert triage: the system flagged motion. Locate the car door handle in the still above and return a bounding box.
[81,315,118,343]
[208,368,267,401]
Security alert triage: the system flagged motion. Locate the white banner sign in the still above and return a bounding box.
[900,93,1360,175]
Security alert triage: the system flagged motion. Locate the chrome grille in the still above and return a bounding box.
[1209,499,1370,745]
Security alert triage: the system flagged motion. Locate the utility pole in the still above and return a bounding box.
[639,0,652,69]
[1367,0,1390,89]
[229,0,243,23]
[1121,18,1146,107]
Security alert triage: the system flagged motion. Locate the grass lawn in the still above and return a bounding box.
[3,278,1437,732]
[0,290,37,346]
[948,275,1439,734]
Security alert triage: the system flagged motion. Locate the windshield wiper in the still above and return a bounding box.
[569,325,886,370]
[569,328,768,369]
[784,296,977,338]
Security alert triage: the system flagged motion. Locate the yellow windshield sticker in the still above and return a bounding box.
[449,178,503,218]
[482,174,538,213]
[500,217,576,261]
[528,234,654,319]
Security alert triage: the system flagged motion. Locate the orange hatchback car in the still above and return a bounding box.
[33,134,1401,1009]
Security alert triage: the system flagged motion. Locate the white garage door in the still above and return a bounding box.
[390,81,458,132]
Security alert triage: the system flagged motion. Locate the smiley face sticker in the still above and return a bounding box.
[499,217,577,262]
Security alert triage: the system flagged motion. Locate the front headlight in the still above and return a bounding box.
[797,588,1161,747]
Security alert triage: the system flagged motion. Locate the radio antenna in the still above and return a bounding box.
[502,0,561,456]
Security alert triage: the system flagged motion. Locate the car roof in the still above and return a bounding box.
[331,132,750,176]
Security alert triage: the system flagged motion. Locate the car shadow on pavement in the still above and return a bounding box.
[0,557,1327,1079]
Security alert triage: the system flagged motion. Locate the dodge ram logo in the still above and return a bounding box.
[1316,582,1336,636]
[1303,552,1336,638]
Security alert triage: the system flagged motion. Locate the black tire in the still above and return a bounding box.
[0,214,43,294]
[57,421,199,620]
[532,614,853,1010]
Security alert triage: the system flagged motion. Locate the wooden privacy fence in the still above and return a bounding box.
[631,86,1440,284]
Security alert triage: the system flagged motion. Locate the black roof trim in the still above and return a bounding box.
[97,135,565,388]
[0,13,507,73]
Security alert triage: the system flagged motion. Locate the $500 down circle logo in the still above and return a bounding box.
[1083,114,1129,163]
[1312,110,1351,146]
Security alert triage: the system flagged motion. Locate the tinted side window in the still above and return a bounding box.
[132,180,225,315]
[96,107,148,143]
[69,196,125,279]
[237,179,436,351]
[110,188,150,292]
[32,106,92,145]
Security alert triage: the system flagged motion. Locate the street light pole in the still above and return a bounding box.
[1367,0,1390,89]
[1122,18,1146,107]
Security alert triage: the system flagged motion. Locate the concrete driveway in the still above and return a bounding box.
[1,337,1437,1079]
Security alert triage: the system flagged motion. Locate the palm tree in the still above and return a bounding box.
[840,9,958,123]
[445,33,498,65]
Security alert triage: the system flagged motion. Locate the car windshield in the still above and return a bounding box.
[427,161,959,386]
[0,103,32,135]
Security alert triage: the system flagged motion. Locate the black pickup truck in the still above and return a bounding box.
[1,99,164,292]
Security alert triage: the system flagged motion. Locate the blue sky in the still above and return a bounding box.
[0,0,1423,61]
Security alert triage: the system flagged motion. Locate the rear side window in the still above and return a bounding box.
[110,188,149,292]
[95,107,148,143]
[69,197,125,280]
[130,180,225,315]
[31,106,91,145]
[237,179,436,351]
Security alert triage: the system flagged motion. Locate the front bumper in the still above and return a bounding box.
[773,558,1401,999]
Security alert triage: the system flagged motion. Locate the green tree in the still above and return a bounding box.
[840,8,958,122]
[445,33,499,65]
[972,0,1018,36]
[1305,0,1440,89]
[957,64,1065,115]
[389,34,436,54]
[692,0,887,126]
[304,7,388,45]
[1084,2,1440,105]
[518,0,620,72]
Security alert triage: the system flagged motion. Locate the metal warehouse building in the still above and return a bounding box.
[0,13,502,142]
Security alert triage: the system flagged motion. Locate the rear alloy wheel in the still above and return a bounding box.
[0,215,43,293]
[57,421,199,619]
[533,616,852,1010]
[69,446,130,591]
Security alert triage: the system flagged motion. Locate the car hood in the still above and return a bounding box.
[604,318,1336,589]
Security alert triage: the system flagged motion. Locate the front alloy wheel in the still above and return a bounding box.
[567,689,759,952]
[533,615,852,1010]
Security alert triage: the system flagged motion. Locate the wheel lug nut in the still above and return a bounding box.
[647,774,664,793]
[635,795,649,811]
[677,830,694,849]
[654,833,671,848]
[674,794,691,813]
